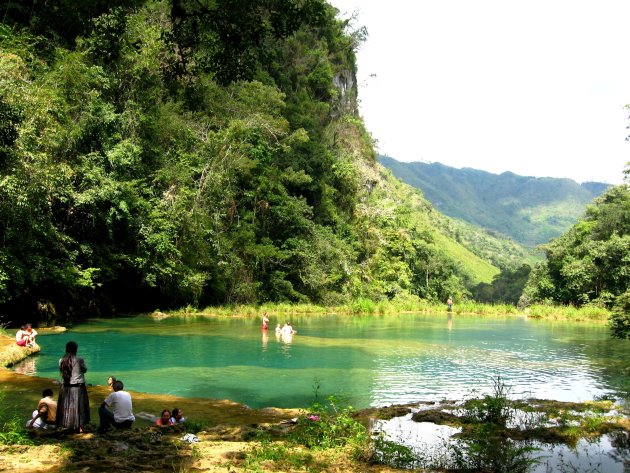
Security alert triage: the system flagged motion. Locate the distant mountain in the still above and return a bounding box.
[378,156,611,247]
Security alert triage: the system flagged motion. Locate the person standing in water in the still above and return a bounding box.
[447,296,453,312]
[262,313,270,330]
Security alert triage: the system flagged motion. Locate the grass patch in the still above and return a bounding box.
[160,300,611,323]
[244,436,317,472]
[528,304,609,321]
[0,390,33,446]
[243,395,371,471]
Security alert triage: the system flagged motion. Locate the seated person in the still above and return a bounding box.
[25,323,38,346]
[170,408,185,424]
[98,380,135,434]
[107,376,116,390]
[27,388,57,429]
[155,409,174,426]
[15,326,28,347]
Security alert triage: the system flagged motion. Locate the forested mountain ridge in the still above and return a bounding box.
[378,156,611,247]
[0,0,518,324]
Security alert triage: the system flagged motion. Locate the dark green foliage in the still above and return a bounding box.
[1,0,142,44]
[84,7,128,64]
[0,1,503,322]
[290,396,368,450]
[166,0,329,85]
[0,96,21,165]
[379,156,611,247]
[472,265,531,305]
[610,291,630,339]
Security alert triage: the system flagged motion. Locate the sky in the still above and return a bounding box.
[329,0,630,184]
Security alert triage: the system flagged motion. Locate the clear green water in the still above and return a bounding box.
[14,313,630,409]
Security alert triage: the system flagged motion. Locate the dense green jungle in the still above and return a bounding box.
[0,0,629,339]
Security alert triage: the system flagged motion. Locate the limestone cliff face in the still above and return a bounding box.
[333,68,358,116]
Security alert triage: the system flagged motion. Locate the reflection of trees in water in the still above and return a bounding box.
[582,336,630,399]
[13,357,37,376]
[609,430,630,470]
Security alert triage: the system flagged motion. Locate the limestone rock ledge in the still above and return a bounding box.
[0,335,41,367]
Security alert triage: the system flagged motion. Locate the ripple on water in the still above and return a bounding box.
[11,313,630,409]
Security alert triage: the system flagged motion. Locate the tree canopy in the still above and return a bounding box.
[0,1,504,324]
[519,172,630,337]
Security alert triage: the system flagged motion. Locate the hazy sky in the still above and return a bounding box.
[329,0,630,184]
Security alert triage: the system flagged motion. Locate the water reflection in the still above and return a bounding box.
[280,331,293,358]
[13,357,37,376]
[376,412,629,473]
[533,436,626,473]
[261,330,268,351]
[608,430,630,468]
[447,313,453,331]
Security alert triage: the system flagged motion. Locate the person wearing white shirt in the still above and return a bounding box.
[15,326,28,346]
[98,380,135,434]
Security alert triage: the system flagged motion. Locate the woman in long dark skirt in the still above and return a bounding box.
[57,341,90,432]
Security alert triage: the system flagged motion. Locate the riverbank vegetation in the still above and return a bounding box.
[520,181,630,337]
[160,298,610,322]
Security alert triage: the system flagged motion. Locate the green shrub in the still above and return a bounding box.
[182,418,207,434]
[349,298,376,314]
[611,291,630,339]
[450,424,538,473]
[290,396,368,453]
[245,434,314,471]
[371,435,419,469]
[462,374,514,426]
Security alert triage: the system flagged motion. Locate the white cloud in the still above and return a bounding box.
[330,0,630,184]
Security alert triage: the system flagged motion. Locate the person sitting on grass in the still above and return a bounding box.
[170,408,185,424]
[98,380,135,434]
[27,388,57,429]
[155,409,174,426]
